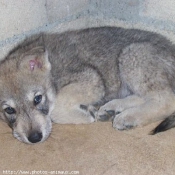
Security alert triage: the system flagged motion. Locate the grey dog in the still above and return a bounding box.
[0,26,174,144]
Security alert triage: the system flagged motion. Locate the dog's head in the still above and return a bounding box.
[0,47,56,144]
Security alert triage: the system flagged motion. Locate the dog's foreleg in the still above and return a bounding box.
[97,95,145,121]
[98,90,175,130]
[112,90,175,130]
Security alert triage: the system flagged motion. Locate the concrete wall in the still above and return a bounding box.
[1,0,175,59]
[93,0,175,31]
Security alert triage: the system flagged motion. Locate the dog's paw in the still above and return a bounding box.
[112,111,138,130]
[80,104,98,122]
[97,101,122,122]
[97,110,121,122]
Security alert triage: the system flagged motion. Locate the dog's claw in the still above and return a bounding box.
[98,115,111,122]
[106,110,115,117]
[97,110,121,122]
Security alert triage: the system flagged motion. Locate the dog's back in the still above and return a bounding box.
[12,27,175,99]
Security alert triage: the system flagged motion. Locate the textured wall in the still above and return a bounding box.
[92,0,175,31]
[0,0,175,59]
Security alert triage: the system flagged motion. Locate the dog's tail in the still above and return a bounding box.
[151,113,175,135]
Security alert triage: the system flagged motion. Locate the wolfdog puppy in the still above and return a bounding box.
[1,27,175,144]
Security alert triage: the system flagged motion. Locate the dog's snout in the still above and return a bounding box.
[28,132,42,143]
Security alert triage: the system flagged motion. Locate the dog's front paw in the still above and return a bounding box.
[113,111,138,130]
[97,101,122,122]
[97,109,121,122]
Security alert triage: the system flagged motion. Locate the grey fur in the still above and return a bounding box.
[1,26,175,143]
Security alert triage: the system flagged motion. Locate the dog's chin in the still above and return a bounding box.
[12,122,52,144]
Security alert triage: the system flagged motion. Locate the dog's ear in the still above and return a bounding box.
[19,47,51,73]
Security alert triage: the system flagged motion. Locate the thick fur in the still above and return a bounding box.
[1,26,175,144]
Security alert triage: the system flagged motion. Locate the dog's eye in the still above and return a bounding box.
[34,95,42,105]
[4,107,16,114]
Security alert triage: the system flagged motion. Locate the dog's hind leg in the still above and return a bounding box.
[50,68,105,124]
[102,43,175,130]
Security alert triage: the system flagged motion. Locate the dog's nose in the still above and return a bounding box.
[28,132,42,143]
